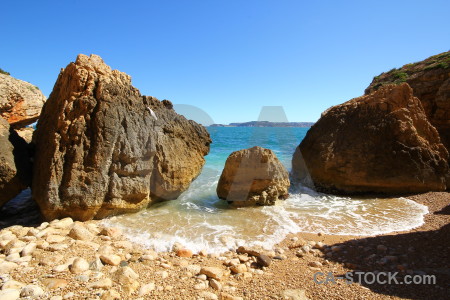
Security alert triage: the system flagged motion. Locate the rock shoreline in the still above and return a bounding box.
[0,191,448,299]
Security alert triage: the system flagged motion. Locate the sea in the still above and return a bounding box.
[103,127,428,253]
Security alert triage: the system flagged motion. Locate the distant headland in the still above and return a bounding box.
[209,121,315,127]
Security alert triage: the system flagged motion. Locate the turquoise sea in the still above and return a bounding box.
[104,127,428,253]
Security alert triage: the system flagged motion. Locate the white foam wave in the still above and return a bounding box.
[103,188,429,254]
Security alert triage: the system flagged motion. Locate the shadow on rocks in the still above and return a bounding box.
[0,189,43,230]
[326,223,449,300]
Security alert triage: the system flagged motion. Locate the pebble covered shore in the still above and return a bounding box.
[0,191,448,300]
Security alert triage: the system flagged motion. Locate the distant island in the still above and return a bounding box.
[209,121,315,127]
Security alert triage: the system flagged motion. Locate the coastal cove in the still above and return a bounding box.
[103,127,429,253]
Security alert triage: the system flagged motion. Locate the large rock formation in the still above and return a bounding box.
[365,51,450,151]
[217,146,290,206]
[0,117,32,208]
[0,73,46,128]
[292,83,449,194]
[32,54,211,221]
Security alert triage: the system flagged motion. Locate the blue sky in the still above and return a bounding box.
[2,0,449,124]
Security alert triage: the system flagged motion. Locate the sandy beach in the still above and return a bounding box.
[0,192,448,300]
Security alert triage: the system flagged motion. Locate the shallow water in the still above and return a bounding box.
[104,127,428,253]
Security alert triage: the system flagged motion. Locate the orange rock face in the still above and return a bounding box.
[292,83,449,194]
[0,73,46,128]
[365,51,450,151]
[32,54,210,221]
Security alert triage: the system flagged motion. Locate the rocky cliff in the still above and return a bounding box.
[292,83,448,194]
[0,117,32,208]
[32,54,211,221]
[0,73,46,128]
[365,51,450,151]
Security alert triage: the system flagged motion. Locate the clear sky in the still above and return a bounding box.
[2,0,449,124]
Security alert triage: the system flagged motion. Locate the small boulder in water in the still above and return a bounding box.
[217,146,290,206]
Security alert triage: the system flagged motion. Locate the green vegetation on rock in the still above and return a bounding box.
[367,51,450,92]
[0,68,10,76]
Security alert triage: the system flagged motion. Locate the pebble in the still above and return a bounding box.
[101,289,121,300]
[230,264,247,274]
[177,249,193,258]
[20,284,44,298]
[47,244,69,252]
[184,264,201,275]
[100,254,121,266]
[88,278,113,289]
[5,253,20,262]
[50,296,63,300]
[138,282,155,296]
[0,261,18,273]
[20,243,36,257]
[308,261,323,268]
[68,223,94,241]
[89,257,104,271]
[99,227,122,239]
[199,291,218,300]
[209,278,222,290]
[113,266,139,281]
[41,278,69,290]
[282,289,308,300]
[50,217,74,229]
[256,254,272,267]
[161,263,171,269]
[200,267,224,280]
[197,274,208,281]
[194,282,208,290]
[63,292,74,299]
[69,257,90,273]
[2,280,25,290]
[0,289,21,300]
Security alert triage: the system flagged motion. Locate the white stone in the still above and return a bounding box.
[20,285,44,298]
[20,243,36,257]
[69,257,90,274]
[138,282,155,296]
[53,264,68,272]
[0,261,18,273]
[0,289,20,300]
[2,280,25,290]
[50,217,74,229]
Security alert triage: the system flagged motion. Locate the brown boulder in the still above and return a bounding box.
[217,146,290,206]
[365,51,450,151]
[32,54,210,220]
[292,83,448,194]
[0,117,31,208]
[0,73,46,128]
